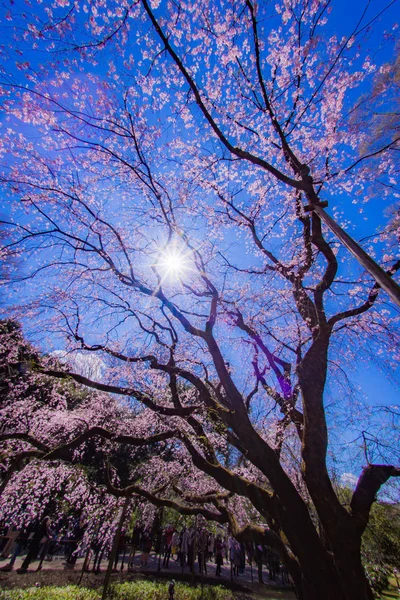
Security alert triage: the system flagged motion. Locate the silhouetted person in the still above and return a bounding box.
[17,517,51,573]
[255,543,264,584]
[215,535,223,577]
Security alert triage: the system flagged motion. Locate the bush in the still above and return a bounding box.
[361,502,400,597]
[362,555,393,598]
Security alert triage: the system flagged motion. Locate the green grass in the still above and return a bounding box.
[0,586,99,600]
[245,592,295,600]
[112,580,235,600]
[0,581,236,600]
[381,591,400,600]
[379,577,400,600]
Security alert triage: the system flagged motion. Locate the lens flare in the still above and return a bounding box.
[158,248,188,278]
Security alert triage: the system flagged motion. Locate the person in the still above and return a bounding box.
[232,539,241,577]
[17,517,51,573]
[163,525,175,568]
[255,543,264,584]
[221,537,227,561]
[246,541,254,580]
[198,528,208,574]
[114,529,128,572]
[45,526,61,562]
[0,527,29,572]
[171,530,179,561]
[91,532,106,574]
[180,527,190,568]
[215,535,223,577]
[239,542,246,575]
[207,532,215,562]
[140,528,152,568]
[168,579,175,600]
[156,524,164,557]
[0,526,19,559]
[187,528,194,572]
[128,522,142,571]
[64,515,85,569]
[266,547,280,581]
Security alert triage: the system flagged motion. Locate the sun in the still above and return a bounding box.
[164,251,185,273]
[157,247,189,279]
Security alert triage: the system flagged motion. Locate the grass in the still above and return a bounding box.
[0,581,296,600]
[0,581,235,600]
[380,577,400,600]
[244,592,295,600]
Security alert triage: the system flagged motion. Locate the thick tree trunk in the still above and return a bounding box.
[333,541,374,600]
[292,333,374,600]
[292,546,374,600]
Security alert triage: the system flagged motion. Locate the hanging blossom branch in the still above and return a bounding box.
[68,334,230,418]
[105,466,298,582]
[178,433,279,523]
[0,428,177,496]
[211,496,302,590]
[0,427,177,460]
[0,451,43,496]
[37,368,200,417]
[103,463,227,524]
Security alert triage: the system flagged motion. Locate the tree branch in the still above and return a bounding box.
[140,0,304,191]
[104,467,227,524]
[0,427,177,463]
[351,464,400,534]
[38,368,200,417]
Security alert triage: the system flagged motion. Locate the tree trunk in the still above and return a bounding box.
[292,546,374,600]
[334,541,374,600]
[102,497,130,600]
[293,333,375,600]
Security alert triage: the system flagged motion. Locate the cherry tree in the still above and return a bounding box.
[0,321,215,555]
[0,320,249,556]
[0,322,126,535]
[0,1,400,599]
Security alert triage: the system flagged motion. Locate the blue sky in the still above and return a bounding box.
[327,0,399,409]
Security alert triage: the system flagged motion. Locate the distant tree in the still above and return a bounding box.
[362,501,400,596]
[0,321,171,535]
[0,322,227,543]
[337,484,400,596]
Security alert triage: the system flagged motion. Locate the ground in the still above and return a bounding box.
[0,569,295,599]
[0,551,295,599]
[1,553,398,599]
